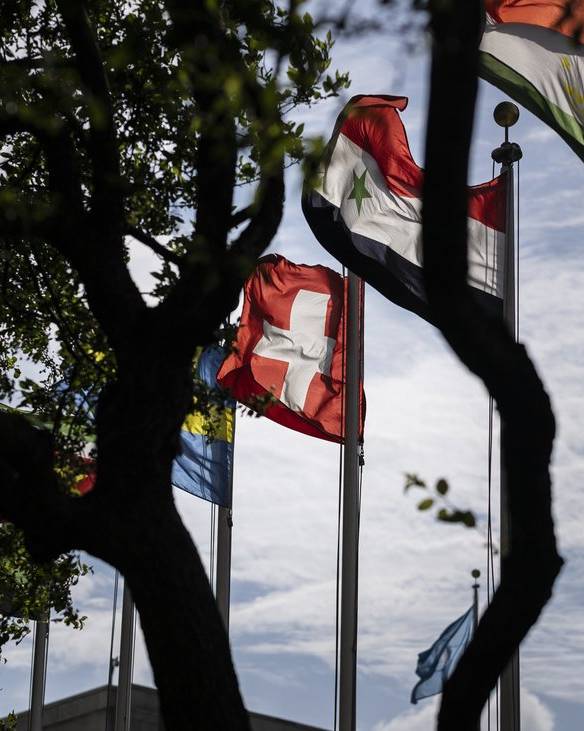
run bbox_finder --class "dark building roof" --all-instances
[9,685,328,731]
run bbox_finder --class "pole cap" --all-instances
[494,101,520,128]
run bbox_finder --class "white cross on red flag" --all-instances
[217,254,364,443]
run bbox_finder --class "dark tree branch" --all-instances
[229,163,285,262]
[0,113,82,233]
[155,153,285,361]
[126,226,183,269]
[55,0,123,227]
[0,56,74,71]
[0,202,58,241]
[230,205,254,229]
[149,2,287,360]
[0,411,80,560]
[422,2,564,728]
[1,111,146,364]
[165,1,237,249]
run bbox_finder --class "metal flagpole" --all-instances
[471,568,480,634]
[215,399,236,631]
[471,569,481,731]
[492,101,523,731]
[29,612,49,731]
[338,271,363,731]
[215,502,233,631]
[114,581,135,731]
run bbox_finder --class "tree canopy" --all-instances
[0,1,348,725]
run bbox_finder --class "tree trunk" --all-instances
[0,356,251,730]
[92,496,250,731]
[83,362,251,730]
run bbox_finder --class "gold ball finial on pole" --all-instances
[491,101,523,164]
[494,101,520,129]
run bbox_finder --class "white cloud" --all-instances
[372,700,438,731]
[373,688,554,731]
[521,688,556,731]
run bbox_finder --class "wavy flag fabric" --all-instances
[302,95,507,326]
[480,0,584,161]
[217,254,364,443]
[411,606,474,704]
[171,345,235,508]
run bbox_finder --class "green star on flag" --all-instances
[348,169,372,214]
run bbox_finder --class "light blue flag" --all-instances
[411,606,474,704]
[171,346,235,507]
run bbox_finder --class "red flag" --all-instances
[74,457,96,495]
[217,255,363,443]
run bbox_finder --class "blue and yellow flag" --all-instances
[171,346,235,507]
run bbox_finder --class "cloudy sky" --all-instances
[2,2,584,730]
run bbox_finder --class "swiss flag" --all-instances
[217,255,364,443]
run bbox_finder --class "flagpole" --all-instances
[471,569,480,634]
[338,271,363,731]
[215,503,233,631]
[114,581,135,731]
[29,612,49,731]
[492,101,523,731]
[471,569,481,731]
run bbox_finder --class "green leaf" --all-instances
[435,478,449,495]
[417,498,434,511]
[404,472,427,492]
[436,509,476,527]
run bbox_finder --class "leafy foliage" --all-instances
[0,0,348,663]
[404,473,477,528]
[0,712,16,730]
[0,522,90,659]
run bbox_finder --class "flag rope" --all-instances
[511,156,522,731]
[486,395,500,731]
[333,264,348,731]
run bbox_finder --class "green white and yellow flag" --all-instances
[480,0,584,160]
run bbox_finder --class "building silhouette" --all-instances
[10,685,327,731]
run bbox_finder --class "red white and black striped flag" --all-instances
[302,95,507,325]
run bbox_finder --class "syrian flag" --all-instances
[480,0,584,161]
[217,254,364,443]
[302,95,507,326]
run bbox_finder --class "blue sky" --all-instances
[2,3,584,729]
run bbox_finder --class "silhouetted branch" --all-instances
[229,162,285,262]
[0,411,81,561]
[56,0,123,226]
[422,1,564,728]
[126,226,183,269]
